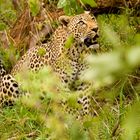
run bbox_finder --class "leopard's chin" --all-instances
[88,43,99,49]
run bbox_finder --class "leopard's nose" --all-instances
[92,27,98,32]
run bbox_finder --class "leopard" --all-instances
[0,12,99,118]
[0,59,6,79]
[0,60,21,106]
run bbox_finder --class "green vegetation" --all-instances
[0,0,140,139]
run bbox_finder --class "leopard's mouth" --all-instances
[84,34,99,49]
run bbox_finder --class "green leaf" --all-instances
[64,34,74,49]
[37,47,46,57]
[81,0,97,7]
[83,120,93,128]
[67,94,81,108]
[0,22,7,30]
[134,34,140,45]
[122,102,140,140]
[57,0,84,15]
[57,0,67,8]
[29,0,40,16]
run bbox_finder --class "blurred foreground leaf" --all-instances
[81,0,97,7]
[122,101,140,140]
[84,46,140,88]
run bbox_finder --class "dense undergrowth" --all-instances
[0,0,140,139]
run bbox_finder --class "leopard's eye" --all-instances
[78,21,85,25]
[77,21,87,28]
[92,17,95,20]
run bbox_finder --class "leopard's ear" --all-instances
[84,11,90,14]
[59,16,70,26]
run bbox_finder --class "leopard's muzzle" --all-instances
[83,30,99,49]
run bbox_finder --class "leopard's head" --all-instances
[59,12,99,49]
